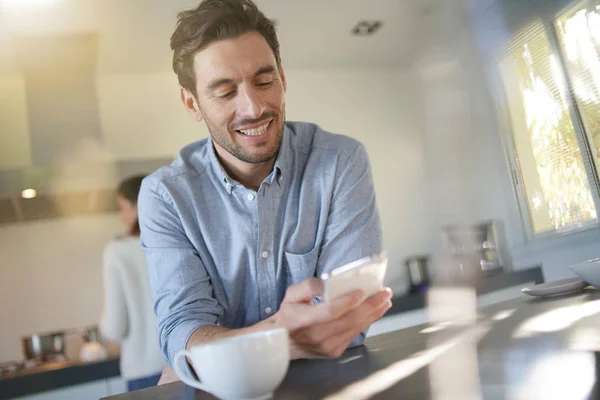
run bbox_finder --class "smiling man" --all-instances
[138,0,392,370]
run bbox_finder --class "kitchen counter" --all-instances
[0,267,542,399]
[388,266,544,315]
[104,287,600,399]
[0,355,120,399]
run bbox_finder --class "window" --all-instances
[498,1,600,236]
[555,4,600,179]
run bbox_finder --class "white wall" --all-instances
[96,73,205,160]
[408,2,512,270]
[411,1,600,282]
[467,2,600,282]
[285,69,429,287]
[0,67,427,363]
[0,72,204,168]
[0,74,31,169]
[0,214,122,362]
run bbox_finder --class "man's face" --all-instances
[188,31,286,164]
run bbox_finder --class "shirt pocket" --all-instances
[283,245,320,287]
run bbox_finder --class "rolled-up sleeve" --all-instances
[317,142,384,347]
[138,178,224,367]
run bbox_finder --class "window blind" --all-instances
[491,0,600,233]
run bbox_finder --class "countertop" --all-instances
[388,266,543,315]
[0,355,120,399]
[0,267,543,399]
[105,284,600,399]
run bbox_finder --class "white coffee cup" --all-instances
[173,328,290,400]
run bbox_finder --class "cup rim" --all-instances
[189,327,288,351]
[571,258,600,268]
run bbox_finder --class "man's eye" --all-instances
[257,81,273,87]
[218,91,236,99]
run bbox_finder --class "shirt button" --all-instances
[247,193,255,201]
[261,251,269,259]
[265,307,272,314]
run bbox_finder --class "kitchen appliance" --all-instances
[79,325,108,362]
[83,325,101,343]
[439,220,512,288]
[405,255,430,293]
[4,326,111,378]
[477,220,512,273]
[0,361,22,377]
[0,356,70,378]
[21,331,68,362]
[442,220,511,275]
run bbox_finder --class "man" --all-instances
[138,0,392,373]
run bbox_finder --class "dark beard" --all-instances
[203,109,286,164]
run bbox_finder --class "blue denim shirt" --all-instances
[138,121,383,366]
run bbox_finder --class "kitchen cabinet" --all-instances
[12,377,126,400]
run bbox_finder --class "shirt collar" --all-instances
[207,138,235,194]
[268,124,292,186]
[207,123,293,193]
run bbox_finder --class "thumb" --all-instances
[283,278,323,303]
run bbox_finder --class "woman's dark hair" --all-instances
[117,174,146,235]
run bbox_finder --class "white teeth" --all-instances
[239,122,269,136]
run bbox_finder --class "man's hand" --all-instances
[183,278,391,361]
[269,278,392,359]
[157,366,179,385]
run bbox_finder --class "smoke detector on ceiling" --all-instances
[351,21,382,36]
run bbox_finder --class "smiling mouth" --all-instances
[236,121,270,137]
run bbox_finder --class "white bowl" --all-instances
[569,258,600,288]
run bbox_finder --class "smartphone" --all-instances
[321,251,388,302]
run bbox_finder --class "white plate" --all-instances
[521,278,587,297]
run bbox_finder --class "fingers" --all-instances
[290,289,393,358]
[280,279,362,331]
[282,282,394,359]
[309,289,366,324]
[363,288,393,309]
[329,288,392,333]
[309,289,392,343]
[157,367,180,385]
[284,288,366,331]
[315,296,392,358]
[359,292,393,328]
[283,278,324,303]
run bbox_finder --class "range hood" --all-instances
[0,33,172,225]
[0,157,171,225]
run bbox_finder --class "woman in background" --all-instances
[100,175,166,391]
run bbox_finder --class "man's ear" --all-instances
[180,87,203,121]
[279,66,287,93]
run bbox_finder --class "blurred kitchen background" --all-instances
[2,0,600,397]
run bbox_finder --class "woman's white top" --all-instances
[100,236,166,379]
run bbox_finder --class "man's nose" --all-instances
[236,87,265,120]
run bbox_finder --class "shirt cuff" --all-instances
[348,330,367,348]
[165,319,215,369]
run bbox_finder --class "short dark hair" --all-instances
[117,174,146,235]
[170,0,280,97]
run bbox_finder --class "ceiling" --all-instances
[0,0,461,220]
[0,0,437,74]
